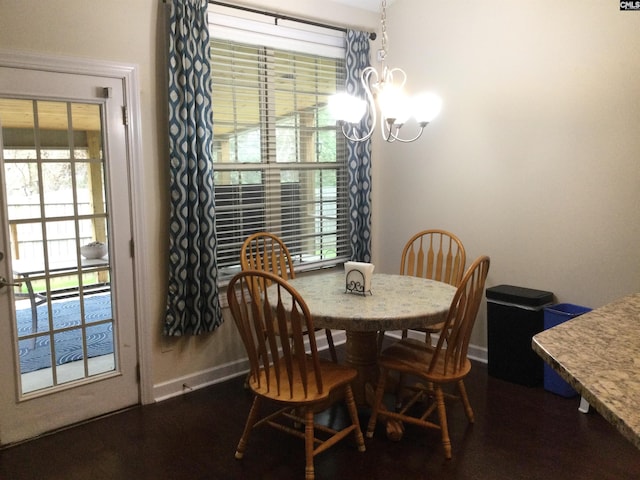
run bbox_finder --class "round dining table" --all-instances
[285,270,457,406]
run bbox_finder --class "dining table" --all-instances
[283,270,457,406]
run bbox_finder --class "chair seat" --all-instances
[249,358,358,403]
[379,338,471,383]
[409,321,444,334]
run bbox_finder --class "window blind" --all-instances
[209,8,350,280]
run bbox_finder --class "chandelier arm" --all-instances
[340,121,372,142]
[339,66,379,143]
[361,67,378,137]
[380,115,394,143]
[384,125,427,143]
[385,67,407,89]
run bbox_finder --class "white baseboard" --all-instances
[386,330,488,364]
[151,330,487,402]
[152,331,347,402]
[153,358,249,402]
[468,344,488,364]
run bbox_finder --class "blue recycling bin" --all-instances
[543,303,592,397]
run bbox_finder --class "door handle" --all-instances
[0,276,21,289]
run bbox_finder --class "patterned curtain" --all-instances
[164,0,223,336]
[345,29,373,262]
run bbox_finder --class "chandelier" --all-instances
[330,0,442,143]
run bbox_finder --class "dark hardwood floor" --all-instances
[2,346,639,480]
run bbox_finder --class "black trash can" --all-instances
[486,285,554,387]
[542,303,592,397]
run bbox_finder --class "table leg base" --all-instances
[345,330,379,406]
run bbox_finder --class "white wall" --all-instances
[371,0,640,347]
[2,0,638,399]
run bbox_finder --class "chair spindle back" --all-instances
[430,255,490,376]
[241,232,295,287]
[400,229,466,287]
[227,270,324,398]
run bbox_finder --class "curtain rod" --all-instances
[209,1,376,40]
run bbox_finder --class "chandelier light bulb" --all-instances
[414,92,443,125]
[378,84,411,125]
[329,92,367,124]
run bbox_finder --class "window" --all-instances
[209,8,349,280]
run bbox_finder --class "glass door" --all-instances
[0,63,139,446]
[4,98,115,394]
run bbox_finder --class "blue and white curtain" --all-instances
[164,0,223,336]
[345,29,373,262]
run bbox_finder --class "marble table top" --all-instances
[532,292,640,450]
[285,271,456,332]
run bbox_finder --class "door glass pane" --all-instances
[3,161,41,221]
[42,162,75,218]
[0,98,115,396]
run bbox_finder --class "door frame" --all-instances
[0,49,153,406]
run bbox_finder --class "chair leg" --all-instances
[235,396,262,460]
[304,408,315,480]
[325,329,338,363]
[457,380,474,423]
[366,368,388,438]
[377,330,385,354]
[426,331,434,346]
[344,384,366,452]
[395,372,406,409]
[434,386,452,459]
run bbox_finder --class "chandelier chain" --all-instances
[380,0,388,61]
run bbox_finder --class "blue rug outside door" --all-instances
[16,294,114,374]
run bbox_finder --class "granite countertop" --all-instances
[285,272,456,332]
[532,292,640,450]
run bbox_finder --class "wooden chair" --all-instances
[241,232,337,363]
[366,255,490,459]
[378,229,466,351]
[227,270,366,480]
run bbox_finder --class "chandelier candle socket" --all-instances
[330,0,442,143]
[344,261,375,296]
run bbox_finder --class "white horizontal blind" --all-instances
[209,6,344,58]
[209,9,350,280]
